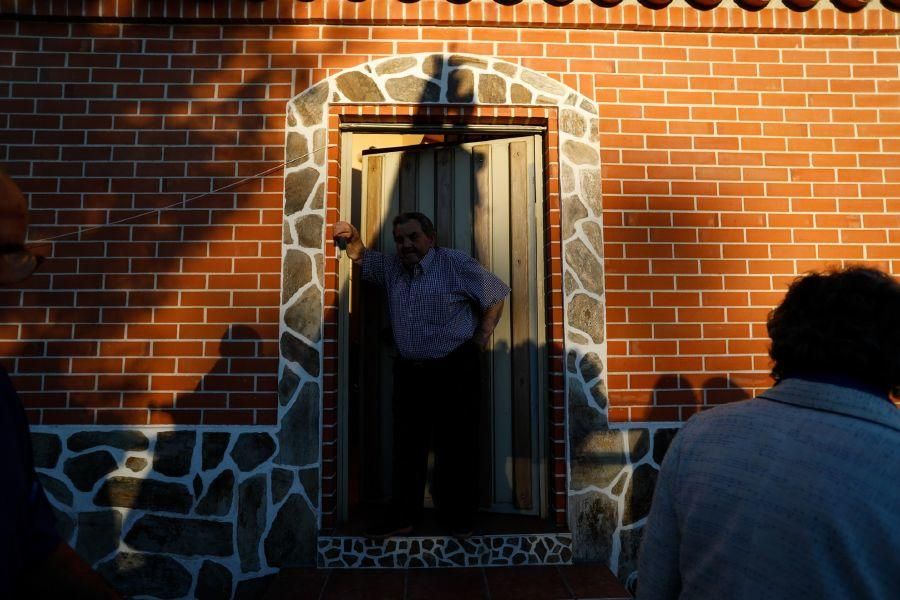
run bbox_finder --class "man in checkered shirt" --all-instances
[334,212,509,539]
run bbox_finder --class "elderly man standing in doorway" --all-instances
[333,212,510,539]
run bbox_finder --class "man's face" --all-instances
[393,220,434,266]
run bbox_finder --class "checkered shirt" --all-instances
[361,246,510,360]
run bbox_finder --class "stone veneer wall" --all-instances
[30,426,316,599]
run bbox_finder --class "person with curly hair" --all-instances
[637,266,900,600]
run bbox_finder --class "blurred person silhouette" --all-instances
[637,266,900,600]
[333,212,509,539]
[1,170,121,599]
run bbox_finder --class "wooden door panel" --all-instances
[358,135,542,516]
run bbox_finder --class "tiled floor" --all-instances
[262,563,631,600]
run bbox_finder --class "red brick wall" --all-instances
[1,4,898,425]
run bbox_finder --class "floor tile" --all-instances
[260,567,329,600]
[320,569,406,600]
[406,567,488,600]
[484,565,573,600]
[557,563,630,599]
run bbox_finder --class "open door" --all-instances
[345,133,546,522]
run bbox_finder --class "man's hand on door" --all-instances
[333,221,366,263]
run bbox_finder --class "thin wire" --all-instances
[24,145,333,250]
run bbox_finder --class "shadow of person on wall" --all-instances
[177,324,270,420]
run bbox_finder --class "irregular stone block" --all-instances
[569,383,618,490]
[280,332,320,377]
[376,56,416,75]
[230,432,276,472]
[313,129,326,166]
[522,70,566,97]
[76,510,121,565]
[563,271,578,297]
[265,493,317,567]
[285,132,309,164]
[447,69,474,103]
[310,181,324,210]
[560,108,587,137]
[202,432,230,471]
[571,491,618,563]
[315,252,324,287]
[494,61,517,77]
[278,367,300,407]
[299,468,319,508]
[560,163,575,194]
[561,194,587,240]
[336,71,384,102]
[282,249,313,303]
[627,429,650,464]
[125,456,147,472]
[282,220,293,244]
[193,474,203,497]
[272,468,294,504]
[294,213,324,248]
[567,293,603,344]
[284,286,322,343]
[196,560,233,600]
[67,430,149,452]
[611,470,628,497]
[582,220,603,256]
[284,167,320,216]
[97,552,192,599]
[385,76,440,103]
[238,474,268,572]
[31,432,62,468]
[562,140,599,166]
[477,74,506,104]
[293,82,328,128]
[152,431,195,478]
[125,514,233,557]
[623,463,659,525]
[579,170,602,215]
[64,450,118,492]
[566,350,578,373]
[197,470,235,517]
[589,381,608,411]
[37,472,73,506]
[653,428,679,466]
[277,382,320,466]
[565,239,602,297]
[589,117,600,142]
[422,54,443,77]
[94,477,193,514]
[449,55,487,69]
[511,83,531,104]
[579,352,603,383]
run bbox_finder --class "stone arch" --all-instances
[278,53,607,543]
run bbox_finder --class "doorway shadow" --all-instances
[340,125,553,534]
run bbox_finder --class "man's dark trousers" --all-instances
[390,340,481,530]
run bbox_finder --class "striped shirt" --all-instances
[361,246,510,360]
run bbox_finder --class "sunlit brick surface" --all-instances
[1,2,898,425]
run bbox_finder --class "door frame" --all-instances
[336,124,549,523]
